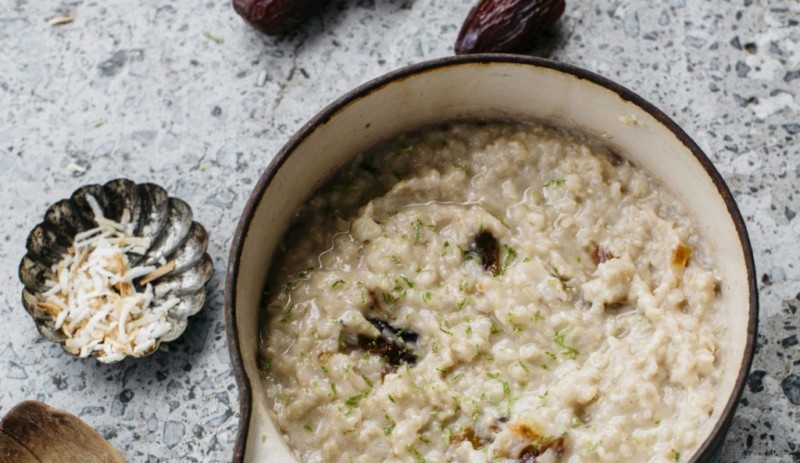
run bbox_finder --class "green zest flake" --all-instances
[331,279,346,289]
[571,419,582,429]
[465,325,473,335]
[413,219,423,243]
[389,255,401,264]
[329,383,338,397]
[499,245,518,275]
[423,291,433,303]
[345,390,370,407]
[540,363,549,370]
[398,276,414,288]
[585,439,603,453]
[382,292,398,305]
[388,210,399,217]
[533,311,544,322]
[261,434,267,442]
[385,421,396,436]
[543,178,566,187]
[203,31,224,43]
[672,450,681,462]
[259,358,271,374]
[654,418,662,425]
[538,390,549,400]
[439,326,453,336]
[487,373,510,397]
[450,373,464,383]
[554,329,580,359]
[388,394,396,404]
[303,424,313,432]
[343,428,356,435]
[523,256,532,263]
[298,266,314,278]
[407,446,427,463]
[517,360,530,373]
[544,351,557,360]
[419,436,432,444]
[431,338,440,354]
[490,323,503,335]
[360,374,374,388]
[279,305,295,324]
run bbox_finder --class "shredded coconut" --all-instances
[37,196,178,363]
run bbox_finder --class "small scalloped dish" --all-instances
[19,178,213,363]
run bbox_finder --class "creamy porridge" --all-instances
[259,122,723,463]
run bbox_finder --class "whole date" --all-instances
[455,0,566,54]
[232,0,328,36]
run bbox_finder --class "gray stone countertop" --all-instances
[0,0,797,461]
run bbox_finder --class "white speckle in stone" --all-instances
[163,420,185,448]
[147,413,159,432]
[6,362,27,379]
[623,11,640,38]
[159,131,180,151]
[256,69,268,87]
[684,35,707,49]
[205,409,233,428]
[752,93,797,119]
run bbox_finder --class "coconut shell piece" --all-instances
[0,401,126,463]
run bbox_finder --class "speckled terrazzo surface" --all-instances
[0,0,797,461]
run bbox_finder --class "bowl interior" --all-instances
[227,56,756,462]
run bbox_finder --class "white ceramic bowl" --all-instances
[225,55,758,462]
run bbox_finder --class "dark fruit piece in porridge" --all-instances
[592,245,615,265]
[466,230,500,275]
[343,317,419,367]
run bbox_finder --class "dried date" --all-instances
[455,0,566,55]
[232,0,328,36]
[465,230,500,275]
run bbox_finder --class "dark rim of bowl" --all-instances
[224,54,758,463]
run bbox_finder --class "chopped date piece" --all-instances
[455,0,566,54]
[232,0,328,36]
[342,316,419,367]
[508,422,566,462]
[465,230,500,275]
[592,245,614,265]
[673,244,692,268]
[518,436,565,462]
[367,317,419,343]
[451,426,488,450]
[355,334,417,367]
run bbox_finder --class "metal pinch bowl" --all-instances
[18,178,213,362]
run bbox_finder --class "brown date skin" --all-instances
[232,0,328,36]
[455,0,566,55]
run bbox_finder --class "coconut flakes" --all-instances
[36,195,178,362]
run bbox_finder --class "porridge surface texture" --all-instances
[263,122,723,463]
[0,0,797,461]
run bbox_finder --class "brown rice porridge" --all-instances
[259,122,723,463]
